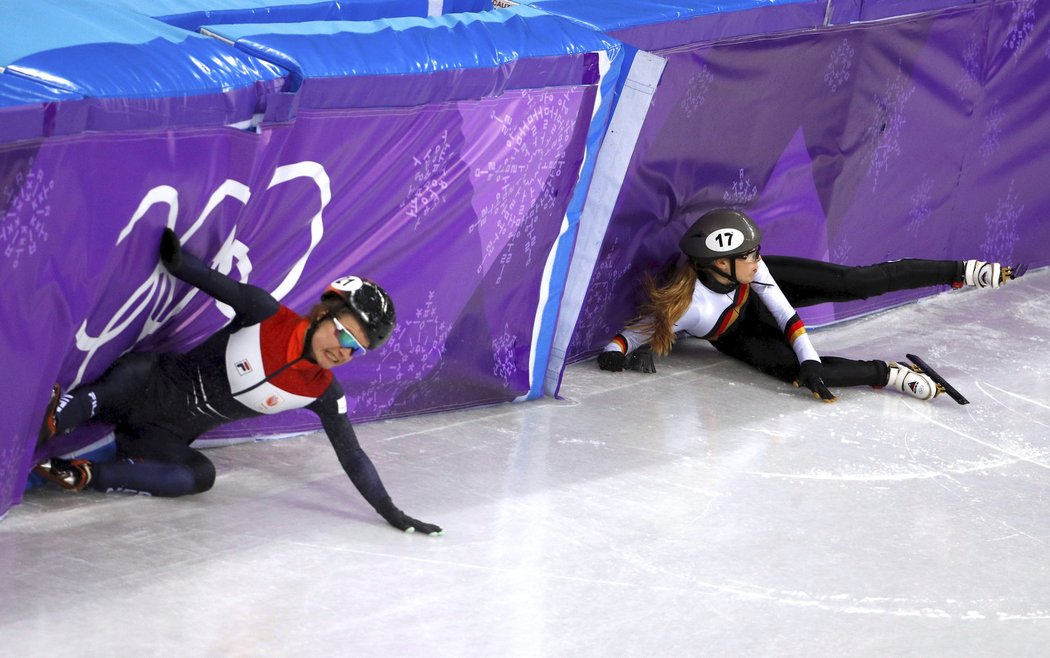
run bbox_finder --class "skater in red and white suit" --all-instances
[598,208,1023,402]
[34,229,440,535]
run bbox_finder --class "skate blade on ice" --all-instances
[905,353,969,405]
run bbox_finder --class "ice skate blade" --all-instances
[905,353,969,405]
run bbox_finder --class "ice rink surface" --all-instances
[3,269,1049,657]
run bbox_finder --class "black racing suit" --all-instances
[711,256,963,386]
[605,256,963,387]
[55,248,406,524]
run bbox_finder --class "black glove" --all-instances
[625,345,656,373]
[159,228,182,271]
[597,351,626,372]
[384,508,443,536]
[794,360,837,402]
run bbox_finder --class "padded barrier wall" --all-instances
[0,0,626,515]
[534,0,1050,394]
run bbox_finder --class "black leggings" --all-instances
[92,436,216,497]
[765,256,961,306]
[56,353,216,497]
[712,256,960,386]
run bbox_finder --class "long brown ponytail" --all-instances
[628,261,697,356]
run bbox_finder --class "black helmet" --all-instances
[322,276,397,350]
[678,208,762,263]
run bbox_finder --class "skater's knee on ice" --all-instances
[192,459,216,494]
[153,461,214,497]
[172,453,216,495]
[147,456,216,496]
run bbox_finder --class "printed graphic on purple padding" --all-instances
[3,82,600,481]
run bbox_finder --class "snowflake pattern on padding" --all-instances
[863,64,915,192]
[492,325,517,388]
[824,39,855,93]
[978,102,1005,163]
[2,158,55,270]
[351,290,454,415]
[1004,0,1037,61]
[680,63,714,118]
[955,35,983,101]
[979,181,1023,261]
[907,174,934,235]
[723,169,759,207]
[472,90,576,285]
[400,130,455,230]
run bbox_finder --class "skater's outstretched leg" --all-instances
[816,357,888,388]
[766,256,1024,307]
[765,257,961,306]
[803,357,939,401]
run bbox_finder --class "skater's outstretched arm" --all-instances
[311,388,442,535]
[159,229,279,324]
[598,325,657,372]
[750,261,836,402]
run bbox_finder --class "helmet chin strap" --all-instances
[706,258,742,285]
[302,313,332,364]
[692,261,738,293]
[727,258,740,284]
[697,257,770,289]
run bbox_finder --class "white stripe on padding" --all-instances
[544,51,667,396]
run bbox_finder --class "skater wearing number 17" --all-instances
[32,229,441,536]
[598,208,1026,402]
